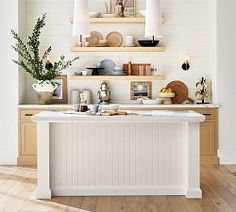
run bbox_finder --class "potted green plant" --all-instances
[11,13,79,104]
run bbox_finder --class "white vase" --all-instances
[32,81,58,104]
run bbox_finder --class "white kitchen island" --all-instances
[32,110,205,199]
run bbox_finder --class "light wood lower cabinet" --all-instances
[18,109,42,166]
[18,107,219,166]
[194,108,218,165]
[200,122,215,155]
[20,123,37,155]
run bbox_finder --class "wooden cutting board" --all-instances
[101,110,128,116]
[166,81,194,104]
[123,63,151,75]
[64,110,128,116]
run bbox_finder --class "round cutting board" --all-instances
[87,31,103,47]
[166,80,194,104]
[106,31,123,47]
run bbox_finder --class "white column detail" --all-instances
[35,122,51,199]
[185,122,202,198]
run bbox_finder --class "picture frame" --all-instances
[51,75,68,104]
[111,0,136,17]
[130,81,152,100]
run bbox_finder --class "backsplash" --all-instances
[24,0,212,104]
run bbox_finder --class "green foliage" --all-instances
[11,13,79,82]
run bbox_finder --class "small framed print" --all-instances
[111,0,136,17]
[51,75,68,104]
[130,81,152,100]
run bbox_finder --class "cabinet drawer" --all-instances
[20,110,42,121]
[194,109,216,121]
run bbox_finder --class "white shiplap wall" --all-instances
[24,0,212,104]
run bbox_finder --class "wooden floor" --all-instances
[0,166,236,212]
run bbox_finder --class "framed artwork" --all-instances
[130,81,152,100]
[51,75,68,104]
[111,0,136,17]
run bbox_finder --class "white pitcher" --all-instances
[32,81,58,93]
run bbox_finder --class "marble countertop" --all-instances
[32,110,205,123]
[18,104,72,110]
[19,103,219,110]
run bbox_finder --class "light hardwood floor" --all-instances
[0,166,236,212]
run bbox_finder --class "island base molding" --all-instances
[34,112,204,199]
[35,189,51,199]
[50,187,201,198]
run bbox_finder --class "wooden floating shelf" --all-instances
[90,17,145,23]
[69,17,144,24]
[70,75,165,81]
[70,47,165,52]
[69,17,165,24]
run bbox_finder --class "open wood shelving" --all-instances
[69,17,145,24]
[70,46,165,52]
[70,17,165,24]
[70,75,165,81]
[90,17,145,23]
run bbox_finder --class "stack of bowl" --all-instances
[110,66,126,76]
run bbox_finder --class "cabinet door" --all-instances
[200,122,215,155]
[20,123,37,155]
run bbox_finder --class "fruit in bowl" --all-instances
[159,87,174,93]
[159,88,175,104]
[159,88,175,96]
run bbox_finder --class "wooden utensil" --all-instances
[166,81,194,104]
[64,110,128,116]
[106,31,123,47]
[87,31,103,47]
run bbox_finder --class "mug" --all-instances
[89,104,100,114]
[72,104,80,111]
[81,70,88,76]
[124,36,134,47]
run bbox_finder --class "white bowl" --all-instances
[89,12,100,18]
[139,10,146,17]
[143,99,161,105]
[114,66,123,72]
[101,13,116,18]
[81,70,88,76]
